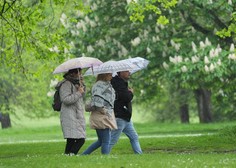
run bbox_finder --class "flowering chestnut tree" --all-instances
[58,0,236,122]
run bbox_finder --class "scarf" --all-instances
[63,74,81,85]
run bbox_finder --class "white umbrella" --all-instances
[53,57,103,74]
[118,57,150,74]
[84,60,135,76]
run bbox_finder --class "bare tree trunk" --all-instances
[0,113,11,129]
[179,89,189,123]
[194,88,212,123]
[180,104,189,123]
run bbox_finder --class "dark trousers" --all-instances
[65,138,85,155]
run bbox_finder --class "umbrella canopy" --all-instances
[118,57,150,74]
[53,57,103,74]
[84,60,135,76]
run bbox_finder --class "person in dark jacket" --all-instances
[109,70,142,154]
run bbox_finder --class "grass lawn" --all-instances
[0,117,236,168]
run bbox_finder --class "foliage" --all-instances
[127,0,177,24]
[1,0,236,122]
[46,0,236,122]
[216,2,236,40]
[0,0,85,72]
[0,0,87,117]
[128,0,236,121]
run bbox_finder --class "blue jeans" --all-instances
[82,128,111,155]
[109,118,142,154]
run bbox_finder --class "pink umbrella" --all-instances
[53,57,103,74]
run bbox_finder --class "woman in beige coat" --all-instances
[56,68,86,155]
[82,73,117,155]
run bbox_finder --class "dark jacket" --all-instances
[111,75,133,122]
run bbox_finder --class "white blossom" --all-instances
[69,41,75,48]
[60,13,68,27]
[155,26,160,33]
[91,3,98,11]
[192,42,197,53]
[97,39,105,47]
[118,51,122,57]
[76,20,87,32]
[217,59,222,66]
[49,46,60,53]
[200,41,205,48]
[71,30,79,36]
[155,36,160,41]
[126,0,132,4]
[169,56,175,63]
[85,16,90,23]
[169,55,183,64]
[131,37,141,46]
[191,27,196,33]
[213,28,218,34]
[228,53,236,60]
[170,40,175,47]
[230,43,234,52]
[89,20,97,27]
[61,13,67,20]
[204,56,210,64]
[162,51,166,57]
[208,0,213,4]
[77,10,84,17]
[87,45,94,53]
[143,30,149,38]
[205,37,211,46]
[209,63,215,72]
[109,48,114,55]
[172,28,177,35]
[94,16,99,22]
[50,79,58,88]
[228,0,232,5]
[218,89,225,96]
[163,62,169,69]
[204,65,210,72]
[171,19,175,24]
[191,55,199,63]
[181,66,187,72]
[159,24,165,30]
[174,43,181,51]
[176,56,183,63]
[184,58,189,62]
[209,48,219,58]
[121,46,128,56]
[64,48,69,54]
[148,14,153,20]
[47,91,55,97]
[152,37,156,43]
[147,47,152,53]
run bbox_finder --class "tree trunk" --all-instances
[179,89,189,123]
[0,113,11,129]
[194,88,212,123]
[180,104,189,123]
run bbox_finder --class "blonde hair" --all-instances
[96,73,111,82]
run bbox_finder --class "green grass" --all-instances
[0,118,236,168]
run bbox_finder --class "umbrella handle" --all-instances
[92,66,94,75]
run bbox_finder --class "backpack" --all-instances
[52,81,73,112]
